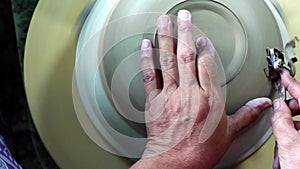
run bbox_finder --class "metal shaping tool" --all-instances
[265,47,297,100]
[266,48,286,100]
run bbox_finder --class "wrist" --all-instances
[130,153,211,169]
[130,157,161,169]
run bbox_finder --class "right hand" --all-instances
[271,69,300,169]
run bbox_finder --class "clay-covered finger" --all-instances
[140,39,161,99]
[157,15,178,91]
[196,37,219,91]
[176,10,197,87]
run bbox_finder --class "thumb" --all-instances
[271,99,297,143]
[228,97,272,138]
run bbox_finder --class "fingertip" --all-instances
[196,37,207,49]
[141,39,153,60]
[281,69,293,82]
[273,99,282,111]
[228,97,272,137]
[287,99,300,116]
[281,69,298,89]
[273,99,291,112]
[140,39,161,94]
[178,9,191,21]
[246,97,272,110]
[281,76,300,99]
[196,36,216,56]
[288,98,298,108]
[157,15,171,27]
[271,99,294,134]
[271,102,297,146]
[141,39,152,51]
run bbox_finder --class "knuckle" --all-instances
[244,105,258,122]
[237,105,259,125]
[178,50,195,63]
[158,33,172,40]
[160,53,176,70]
[162,83,177,95]
[142,69,155,84]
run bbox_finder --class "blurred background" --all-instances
[0,0,58,168]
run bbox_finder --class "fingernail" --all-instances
[196,37,207,49]
[262,101,272,110]
[246,98,272,110]
[157,15,170,27]
[141,39,151,50]
[196,37,216,56]
[261,98,272,109]
[273,100,281,111]
[178,10,191,21]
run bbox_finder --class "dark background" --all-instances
[0,0,58,168]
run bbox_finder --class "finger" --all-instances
[281,69,300,99]
[157,15,178,91]
[294,121,300,130]
[228,98,272,138]
[273,142,281,169]
[140,39,161,99]
[271,99,298,143]
[176,10,197,87]
[286,99,300,116]
[196,37,219,91]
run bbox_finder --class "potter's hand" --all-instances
[131,10,271,169]
[272,69,300,169]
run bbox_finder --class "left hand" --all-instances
[131,10,272,169]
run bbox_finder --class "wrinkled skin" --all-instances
[272,69,300,169]
[130,10,271,169]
